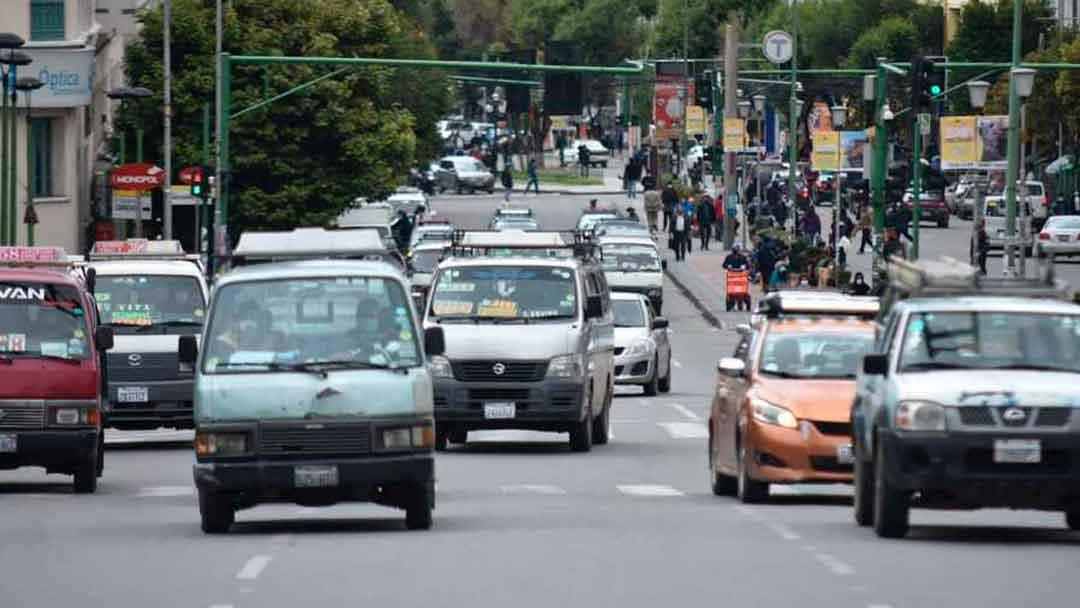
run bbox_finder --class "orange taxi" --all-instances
[708,292,878,502]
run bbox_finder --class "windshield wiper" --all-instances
[135,320,203,333]
[989,363,1080,374]
[614,323,643,328]
[433,314,529,324]
[759,369,811,379]
[901,361,972,372]
[292,360,404,377]
[33,353,82,365]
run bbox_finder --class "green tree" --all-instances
[510,0,573,50]
[552,0,644,66]
[846,17,920,69]
[119,0,451,235]
[947,0,1054,64]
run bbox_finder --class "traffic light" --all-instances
[697,70,714,108]
[190,167,205,198]
[910,56,942,111]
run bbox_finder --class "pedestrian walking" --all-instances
[644,187,661,234]
[670,206,690,261]
[883,226,907,261]
[975,218,989,275]
[624,157,643,199]
[578,144,591,177]
[696,196,716,251]
[858,207,872,254]
[501,165,514,203]
[849,272,871,296]
[682,198,695,254]
[837,228,851,268]
[525,158,540,194]
[756,237,776,291]
[661,182,678,231]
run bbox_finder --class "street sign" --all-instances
[109,163,165,191]
[178,165,203,185]
[762,31,794,65]
[918,112,931,136]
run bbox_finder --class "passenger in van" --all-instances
[212,304,284,357]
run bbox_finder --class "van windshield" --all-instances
[96,275,205,333]
[0,283,91,360]
[602,244,661,272]
[429,266,578,322]
[202,276,421,374]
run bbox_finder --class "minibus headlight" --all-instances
[195,431,249,456]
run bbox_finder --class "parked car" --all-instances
[611,292,671,396]
[1036,215,1080,258]
[435,156,496,194]
[562,139,611,168]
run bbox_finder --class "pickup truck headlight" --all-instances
[376,421,434,451]
[429,355,453,379]
[627,338,654,357]
[547,354,585,378]
[194,431,249,456]
[895,400,946,431]
[750,398,798,429]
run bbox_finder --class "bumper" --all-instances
[433,379,586,431]
[1037,241,1080,256]
[193,453,434,504]
[877,430,1080,508]
[459,176,495,189]
[0,429,98,472]
[916,208,949,222]
[615,352,654,385]
[745,419,853,484]
[106,380,194,428]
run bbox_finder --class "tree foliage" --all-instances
[119,0,451,235]
[947,0,1054,64]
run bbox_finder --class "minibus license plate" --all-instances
[118,387,149,403]
[0,433,15,453]
[836,443,854,465]
[484,403,516,419]
[993,439,1041,464]
[294,465,339,488]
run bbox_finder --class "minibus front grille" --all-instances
[258,423,372,455]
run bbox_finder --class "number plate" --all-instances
[993,439,1041,464]
[0,433,15,453]
[484,402,516,420]
[836,443,854,465]
[1058,235,1071,242]
[117,386,149,403]
[294,465,339,488]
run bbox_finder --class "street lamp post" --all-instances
[1,43,32,246]
[107,86,154,238]
[788,0,800,237]
[15,77,43,246]
[967,79,991,268]
[1012,67,1035,278]
[831,104,848,270]
[1002,0,1024,277]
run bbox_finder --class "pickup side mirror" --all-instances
[179,335,199,365]
[94,326,114,352]
[717,357,746,378]
[424,326,446,357]
[863,353,888,376]
[585,295,604,319]
[651,317,669,330]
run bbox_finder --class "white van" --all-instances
[597,235,665,314]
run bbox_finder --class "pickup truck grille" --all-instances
[0,401,45,430]
[451,360,547,382]
[956,406,1072,428]
[108,352,180,382]
[258,423,371,455]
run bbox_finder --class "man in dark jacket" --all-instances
[624,157,643,199]
[578,144,591,177]
[696,196,716,251]
[661,182,678,231]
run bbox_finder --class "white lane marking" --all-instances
[734,505,763,520]
[671,358,683,368]
[499,484,567,496]
[813,552,855,576]
[666,402,701,421]
[867,604,893,608]
[658,422,709,439]
[765,522,801,541]
[617,484,685,497]
[767,485,805,496]
[236,555,273,581]
[209,604,234,608]
[136,485,194,498]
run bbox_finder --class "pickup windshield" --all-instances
[900,311,1080,373]
[0,283,91,360]
[759,330,874,379]
[96,275,205,333]
[429,266,578,321]
[202,276,421,374]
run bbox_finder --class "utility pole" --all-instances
[1003,0,1023,276]
[213,0,223,269]
[163,0,173,240]
[788,0,800,235]
[723,17,739,249]
[681,0,690,179]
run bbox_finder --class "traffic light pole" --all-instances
[1002,0,1023,277]
[911,113,922,260]
[788,1,799,237]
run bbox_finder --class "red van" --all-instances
[0,247,114,493]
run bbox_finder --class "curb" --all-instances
[663,265,725,330]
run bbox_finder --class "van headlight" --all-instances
[547,354,585,378]
[195,431,249,457]
[376,421,434,451]
[895,401,946,431]
[750,398,798,429]
[627,338,654,357]
[429,355,453,379]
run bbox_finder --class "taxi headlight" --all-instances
[895,400,946,431]
[547,354,585,378]
[194,431,248,457]
[429,355,453,379]
[750,398,799,429]
[627,338,654,357]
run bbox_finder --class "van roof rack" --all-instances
[755,289,880,320]
[886,257,1070,301]
[231,227,398,265]
[448,229,600,261]
[88,239,188,261]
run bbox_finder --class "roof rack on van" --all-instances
[755,289,880,320]
[231,227,399,266]
[885,257,1070,302]
[448,229,600,261]
[88,239,188,261]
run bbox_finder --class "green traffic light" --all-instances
[929,84,942,96]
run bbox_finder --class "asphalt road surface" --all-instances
[1,191,1076,608]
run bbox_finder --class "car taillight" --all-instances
[1043,195,1050,207]
[1039,232,1050,240]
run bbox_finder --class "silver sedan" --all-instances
[611,292,672,396]
[1037,215,1080,258]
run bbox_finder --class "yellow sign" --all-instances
[686,105,707,135]
[723,118,746,152]
[940,116,978,168]
[811,130,841,171]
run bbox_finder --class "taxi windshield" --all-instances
[759,329,873,379]
[410,250,444,274]
[429,266,577,322]
[613,299,646,327]
[96,275,205,332]
[900,311,1080,373]
[0,283,91,360]
[602,244,661,272]
[202,276,421,375]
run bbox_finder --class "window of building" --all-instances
[31,118,54,198]
[30,0,66,42]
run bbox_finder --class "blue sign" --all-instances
[24,48,94,108]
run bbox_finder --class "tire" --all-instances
[96,431,105,478]
[643,357,659,396]
[592,388,611,445]
[72,450,98,494]
[405,482,434,530]
[486,188,494,194]
[569,399,593,453]
[434,428,449,452]
[736,442,769,503]
[710,437,737,496]
[658,357,672,394]
[602,162,609,168]
[873,440,910,538]
[853,444,874,527]
[938,218,948,228]
[1067,503,1080,531]
[198,489,234,534]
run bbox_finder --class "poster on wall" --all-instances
[840,131,869,170]
[940,115,1009,170]
[722,118,746,152]
[811,130,841,171]
[653,82,685,141]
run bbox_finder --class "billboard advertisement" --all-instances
[940,115,1009,170]
[723,118,746,152]
[811,130,841,171]
[840,131,869,169]
[686,105,707,136]
[653,82,685,141]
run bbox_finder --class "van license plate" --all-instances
[993,439,1041,464]
[294,465,339,488]
[484,402,516,419]
[0,433,15,453]
[117,387,149,403]
[836,443,854,465]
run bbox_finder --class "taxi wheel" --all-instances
[1066,503,1080,531]
[570,400,593,453]
[658,357,672,394]
[73,451,98,494]
[736,443,768,504]
[853,449,874,527]
[873,442,910,539]
[643,358,659,396]
[405,483,434,530]
[198,490,234,534]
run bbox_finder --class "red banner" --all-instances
[110,163,165,191]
